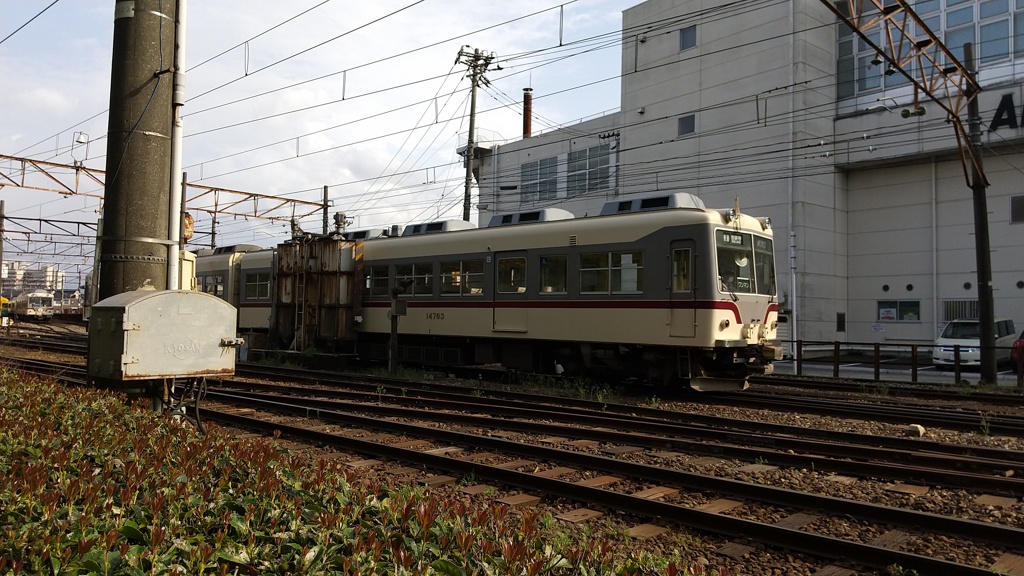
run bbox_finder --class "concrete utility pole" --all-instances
[98,0,176,300]
[456,47,497,222]
[0,200,5,303]
[964,43,996,384]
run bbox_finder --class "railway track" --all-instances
[221,370,1024,489]
[199,387,1023,575]
[6,356,1024,574]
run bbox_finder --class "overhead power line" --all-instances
[0,0,60,46]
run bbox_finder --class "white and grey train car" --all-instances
[195,244,274,334]
[12,290,55,321]
[356,193,782,390]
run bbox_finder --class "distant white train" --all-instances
[12,290,55,321]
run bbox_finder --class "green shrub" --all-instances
[0,370,709,575]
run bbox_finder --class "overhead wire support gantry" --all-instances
[819,0,998,383]
[0,153,325,223]
[820,0,984,186]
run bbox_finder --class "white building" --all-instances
[466,0,1024,346]
[1,261,26,291]
[21,266,65,292]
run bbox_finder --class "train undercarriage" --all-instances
[357,333,777,391]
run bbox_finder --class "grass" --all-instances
[0,366,717,575]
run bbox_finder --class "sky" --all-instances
[0,0,638,279]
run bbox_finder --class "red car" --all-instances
[1013,330,1024,373]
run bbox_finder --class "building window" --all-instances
[244,272,271,300]
[679,25,696,51]
[835,0,1022,100]
[567,144,611,196]
[943,299,978,322]
[1011,194,1024,223]
[678,114,696,137]
[877,300,920,322]
[440,260,483,296]
[395,263,433,296]
[539,255,567,293]
[521,157,558,203]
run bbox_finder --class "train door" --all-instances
[492,251,528,332]
[668,241,696,338]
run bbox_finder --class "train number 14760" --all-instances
[426,312,445,320]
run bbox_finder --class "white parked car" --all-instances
[931,318,1017,368]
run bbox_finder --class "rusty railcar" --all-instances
[272,239,358,352]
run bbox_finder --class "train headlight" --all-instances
[719,319,730,330]
[760,217,772,230]
[771,320,778,330]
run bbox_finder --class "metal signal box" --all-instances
[88,289,242,380]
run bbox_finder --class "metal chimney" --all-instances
[523,88,533,138]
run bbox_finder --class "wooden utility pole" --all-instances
[456,47,497,222]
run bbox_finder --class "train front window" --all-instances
[29,296,53,308]
[716,230,775,296]
[752,235,776,296]
[716,230,755,294]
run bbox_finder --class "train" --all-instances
[11,290,55,321]
[193,192,783,390]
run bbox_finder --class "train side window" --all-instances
[579,253,610,294]
[395,264,432,296]
[440,262,462,296]
[414,263,434,296]
[463,260,484,295]
[204,275,224,297]
[672,249,691,292]
[611,251,643,294]
[539,255,567,294]
[395,265,414,297]
[442,260,485,296]
[363,266,389,298]
[244,272,271,300]
[497,257,527,294]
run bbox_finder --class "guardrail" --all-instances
[778,339,1024,388]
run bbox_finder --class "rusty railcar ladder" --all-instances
[294,266,305,351]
